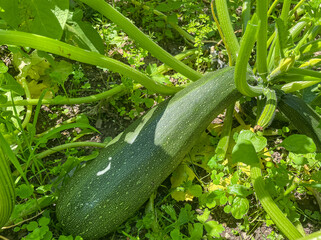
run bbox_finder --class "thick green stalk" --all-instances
[35,142,106,160]
[280,0,292,24]
[256,0,268,80]
[215,0,240,62]
[234,15,263,97]
[250,163,304,240]
[0,30,180,95]
[78,0,202,81]
[256,89,277,129]
[287,67,321,78]
[241,0,251,32]
[155,48,198,75]
[298,231,321,240]
[0,142,15,229]
[211,0,233,65]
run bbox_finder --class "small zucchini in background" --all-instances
[56,67,244,239]
[278,92,321,152]
[0,139,15,228]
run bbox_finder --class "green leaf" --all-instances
[38,217,50,227]
[227,184,253,197]
[0,0,69,39]
[204,220,224,238]
[0,0,19,28]
[230,197,249,219]
[155,1,181,12]
[170,228,182,240]
[281,134,316,154]
[26,221,38,231]
[162,205,177,221]
[237,130,267,152]
[50,60,73,86]
[224,205,232,213]
[197,208,210,224]
[177,204,194,226]
[64,9,104,54]
[16,184,34,199]
[0,61,8,73]
[0,73,24,95]
[289,152,308,166]
[190,223,203,240]
[232,139,259,165]
[188,185,203,198]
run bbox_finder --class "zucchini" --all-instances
[278,92,321,152]
[0,135,15,228]
[56,67,242,239]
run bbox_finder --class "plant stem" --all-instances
[235,15,263,97]
[288,67,321,78]
[78,0,202,81]
[267,0,280,16]
[35,142,106,159]
[256,0,268,81]
[0,30,180,95]
[215,0,240,62]
[241,0,251,32]
[155,48,198,75]
[20,78,33,129]
[211,0,233,65]
[250,163,304,240]
[280,0,292,24]
[0,84,136,107]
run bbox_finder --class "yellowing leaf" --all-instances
[170,164,196,201]
[27,80,56,99]
[208,183,225,192]
[238,162,251,176]
[171,164,195,188]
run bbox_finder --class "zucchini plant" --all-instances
[0,134,15,229]
[0,0,320,239]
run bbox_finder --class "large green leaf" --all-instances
[64,9,104,54]
[0,0,69,39]
[281,134,316,154]
[232,139,260,166]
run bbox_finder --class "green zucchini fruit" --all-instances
[0,136,15,228]
[278,92,321,152]
[56,67,242,239]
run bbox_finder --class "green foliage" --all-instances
[0,0,69,39]
[0,0,320,239]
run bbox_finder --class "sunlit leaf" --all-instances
[281,134,316,154]
[237,130,267,152]
[230,197,249,219]
[204,220,224,238]
[227,184,253,197]
[171,164,196,201]
[197,208,210,223]
[0,0,69,39]
[232,139,259,165]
